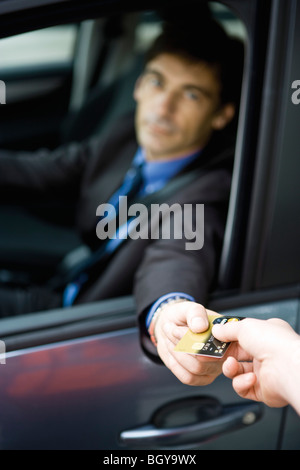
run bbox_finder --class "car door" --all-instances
[0,0,299,451]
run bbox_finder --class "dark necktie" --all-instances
[62,160,144,306]
[105,161,144,218]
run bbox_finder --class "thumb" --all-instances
[212,321,241,343]
[186,304,218,333]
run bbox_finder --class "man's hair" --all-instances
[144,19,244,107]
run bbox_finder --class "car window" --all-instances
[0,1,249,322]
[0,24,77,70]
[210,2,247,39]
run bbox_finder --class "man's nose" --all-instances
[155,90,177,116]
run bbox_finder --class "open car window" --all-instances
[0,1,248,337]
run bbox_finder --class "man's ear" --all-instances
[212,103,236,130]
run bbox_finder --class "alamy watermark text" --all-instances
[96,197,204,251]
[291,80,300,105]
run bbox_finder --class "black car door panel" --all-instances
[0,291,297,449]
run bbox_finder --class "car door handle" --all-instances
[119,399,264,448]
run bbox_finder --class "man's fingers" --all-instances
[163,322,188,343]
[166,353,222,386]
[157,331,223,386]
[222,357,257,401]
[156,337,206,386]
[222,356,253,379]
[232,372,257,400]
[158,302,211,339]
[222,356,240,378]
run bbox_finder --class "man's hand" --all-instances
[154,301,223,386]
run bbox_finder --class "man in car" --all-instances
[0,16,243,385]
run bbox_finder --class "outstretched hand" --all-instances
[154,301,224,386]
[213,317,300,410]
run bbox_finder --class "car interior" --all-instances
[0,0,268,351]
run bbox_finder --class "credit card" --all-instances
[174,314,244,358]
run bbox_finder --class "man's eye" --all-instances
[185,90,200,101]
[149,77,162,87]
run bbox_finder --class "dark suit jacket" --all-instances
[0,113,234,338]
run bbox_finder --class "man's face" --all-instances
[134,53,234,161]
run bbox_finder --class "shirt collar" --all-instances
[133,147,201,194]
